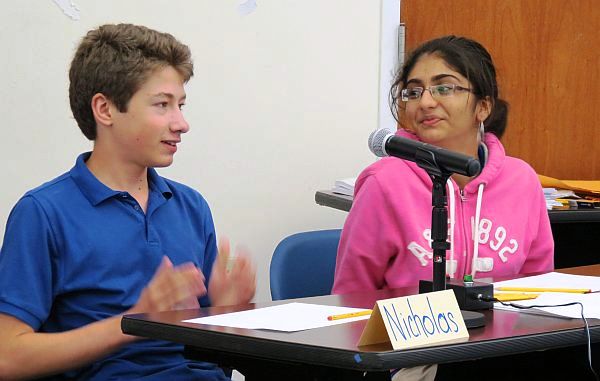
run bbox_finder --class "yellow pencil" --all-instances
[327,309,372,321]
[496,286,590,294]
[494,292,540,302]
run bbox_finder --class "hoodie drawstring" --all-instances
[447,179,456,279]
[447,180,486,279]
[470,183,485,278]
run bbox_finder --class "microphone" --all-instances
[368,129,481,177]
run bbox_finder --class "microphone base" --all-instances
[419,279,494,311]
[461,310,486,329]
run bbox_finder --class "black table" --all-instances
[122,265,600,381]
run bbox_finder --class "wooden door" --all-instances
[400,0,599,179]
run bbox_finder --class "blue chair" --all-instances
[270,229,341,301]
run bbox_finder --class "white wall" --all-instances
[0,0,399,301]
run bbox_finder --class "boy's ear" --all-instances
[91,93,113,127]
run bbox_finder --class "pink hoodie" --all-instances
[333,130,554,294]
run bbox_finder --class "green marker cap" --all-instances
[463,274,473,283]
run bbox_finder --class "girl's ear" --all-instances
[476,96,492,123]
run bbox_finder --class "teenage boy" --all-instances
[0,23,255,380]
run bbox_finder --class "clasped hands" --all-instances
[131,238,256,314]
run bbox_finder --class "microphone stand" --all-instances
[414,148,450,291]
[414,148,486,328]
[430,173,451,291]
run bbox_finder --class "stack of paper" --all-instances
[493,272,600,319]
[543,188,579,210]
[332,177,356,196]
[538,175,600,209]
[538,175,600,197]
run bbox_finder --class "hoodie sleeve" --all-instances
[332,171,399,294]
[520,182,554,274]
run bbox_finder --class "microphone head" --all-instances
[466,160,482,177]
[368,129,395,157]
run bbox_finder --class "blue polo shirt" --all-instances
[0,153,228,380]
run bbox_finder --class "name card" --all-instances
[358,289,469,350]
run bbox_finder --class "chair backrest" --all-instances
[269,229,341,301]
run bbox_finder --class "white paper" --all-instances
[237,0,257,16]
[495,292,600,319]
[519,293,600,319]
[332,177,356,196]
[52,0,80,20]
[183,302,371,332]
[494,272,600,292]
[493,272,600,319]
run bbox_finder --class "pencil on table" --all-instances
[327,309,372,321]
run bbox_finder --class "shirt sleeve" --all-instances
[332,173,399,294]
[0,196,58,330]
[520,184,554,274]
[197,198,218,308]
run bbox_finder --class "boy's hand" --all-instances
[129,256,207,314]
[208,238,256,306]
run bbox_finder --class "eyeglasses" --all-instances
[400,83,473,102]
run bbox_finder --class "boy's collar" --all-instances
[71,152,172,205]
